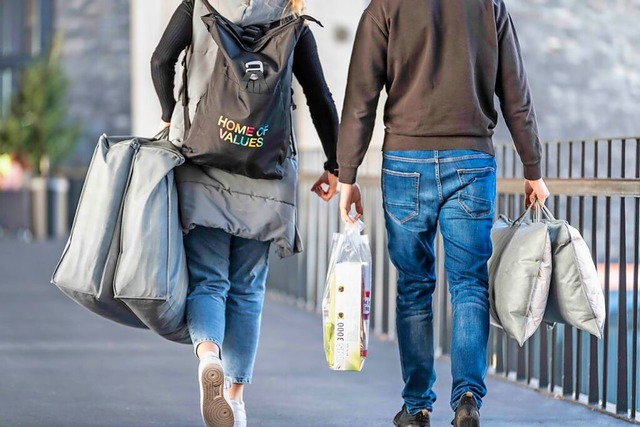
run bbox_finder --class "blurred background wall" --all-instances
[1,0,640,235]
[3,0,640,166]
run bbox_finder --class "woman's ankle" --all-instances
[195,341,221,359]
[228,383,244,402]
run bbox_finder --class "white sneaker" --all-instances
[230,400,247,427]
[198,356,234,427]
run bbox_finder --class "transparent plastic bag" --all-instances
[322,221,372,371]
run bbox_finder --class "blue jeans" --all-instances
[184,226,270,384]
[382,150,496,414]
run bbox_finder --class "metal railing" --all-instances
[266,137,640,423]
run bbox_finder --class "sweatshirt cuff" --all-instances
[338,167,358,184]
[523,162,542,181]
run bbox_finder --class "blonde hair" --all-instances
[289,0,305,14]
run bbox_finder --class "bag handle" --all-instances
[539,203,556,221]
[152,127,170,141]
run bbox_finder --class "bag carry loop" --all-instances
[153,127,170,141]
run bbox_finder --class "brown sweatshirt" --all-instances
[337,0,542,184]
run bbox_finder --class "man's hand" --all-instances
[339,183,363,224]
[311,171,339,201]
[525,178,550,208]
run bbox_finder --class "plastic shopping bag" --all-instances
[322,221,372,371]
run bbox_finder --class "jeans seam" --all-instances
[456,166,496,175]
[382,153,493,163]
[439,153,494,162]
[436,163,443,203]
[383,153,437,163]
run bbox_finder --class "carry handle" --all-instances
[539,203,556,221]
[152,127,170,141]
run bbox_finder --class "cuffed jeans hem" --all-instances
[450,389,482,411]
[192,338,223,358]
[227,377,252,385]
[406,403,434,415]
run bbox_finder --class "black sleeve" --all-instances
[292,27,340,174]
[151,0,194,123]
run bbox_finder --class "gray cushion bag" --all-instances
[540,205,605,338]
[51,129,190,343]
[488,203,553,346]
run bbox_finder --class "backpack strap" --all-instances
[181,45,191,139]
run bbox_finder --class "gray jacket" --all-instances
[169,0,302,258]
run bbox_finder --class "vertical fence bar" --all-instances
[539,140,551,391]
[589,140,600,405]
[575,140,586,400]
[518,126,527,384]
[493,142,505,374]
[563,141,575,397]
[374,189,386,337]
[551,141,561,393]
[632,138,640,419]
[631,138,640,419]
[539,326,549,389]
[517,342,526,381]
[315,197,329,313]
[616,140,629,415]
[387,263,398,341]
[602,140,613,409]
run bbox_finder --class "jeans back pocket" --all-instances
[382,169,420,224]
[457,166,495,218]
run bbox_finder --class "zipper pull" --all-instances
[130,139,141,151]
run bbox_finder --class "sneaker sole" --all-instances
[200,362,234,427]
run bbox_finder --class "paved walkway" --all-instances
[0,240,632,426]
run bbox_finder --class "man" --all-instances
[336,0,550,426]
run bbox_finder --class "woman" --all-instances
[151,0,341,426]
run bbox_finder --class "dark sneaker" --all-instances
[393,405,431,427]
[451,392,480,427]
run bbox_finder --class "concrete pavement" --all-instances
[0,240,632,426]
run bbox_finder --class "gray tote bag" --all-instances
[51,131,190,344]
[488,204,552,346]
[540,205,605,338]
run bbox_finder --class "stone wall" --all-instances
[54,0,131,165]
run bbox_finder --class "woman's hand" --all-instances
[339,183,363,224]
[159,120,171,131]
[311,171,339,201]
